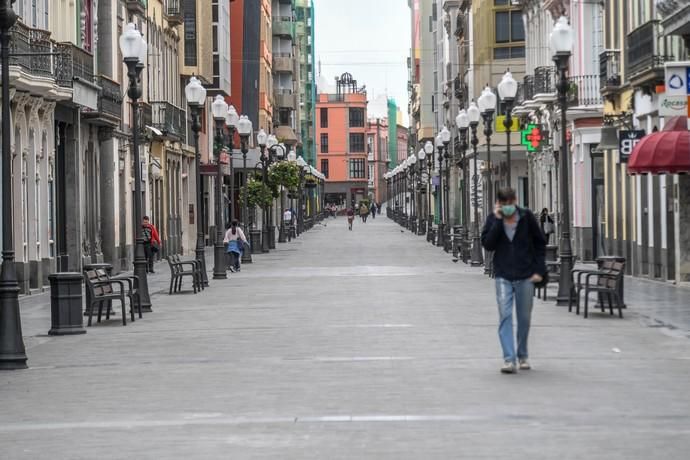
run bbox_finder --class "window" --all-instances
[320,133,329,153]
[350,133,365,152]
[321,159,329,178]
[349,159,366,179]
[494,0,509,5]
[184,0,198,66]
[349,108,365,127]
[493,46,525,59]
[367,135,374,153]
[320,108,328,128]
[495,11,524,43]
[368,164,374,181]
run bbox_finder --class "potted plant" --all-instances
[240,177,273,209]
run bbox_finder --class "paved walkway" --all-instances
[2,215,690,459]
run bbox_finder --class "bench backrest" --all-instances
[84,270,103,297]
[95,269,114,295]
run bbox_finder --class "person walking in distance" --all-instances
[142,216,161,273]
[540,208,555,245]
[370,202,377,220]
[481,188,546,374]
[347,207,355,231]
[359,202,369,223]
[224,220,248,273]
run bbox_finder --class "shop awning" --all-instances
[628,117,690,175]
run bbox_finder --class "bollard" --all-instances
[48,273,86,336]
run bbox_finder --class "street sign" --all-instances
[664,62,690,96]
[618,130,645,163]
[659,94,688,116]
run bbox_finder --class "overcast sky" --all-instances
[314,0,411,125]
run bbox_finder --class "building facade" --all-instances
[316,73,369,207]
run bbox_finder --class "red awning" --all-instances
[628,118,690,175]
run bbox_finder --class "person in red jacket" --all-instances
[142,216,161,273]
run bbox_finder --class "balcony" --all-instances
[166,0,183,27]
[599,49,622,96]
[140,102,153,135]
[81,75,123,127]
[273,16,293,37]
[533,66,556,102]
[626,20,674,87]
[126,0,147,16]
[273,54,294,73]
[8,21,56,80]
[151,101,187,142]
[568,75,602,108]
[274,90,295,109]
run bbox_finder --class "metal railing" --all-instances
[97,75,123,120]
[8,21,32,73]
[568,75,602,107]
[523,75,535,101]
[534,66,556,95]
[626,20,674,80]
[599,49,621,91]
[167,0,181,16]
[151,101,186,141]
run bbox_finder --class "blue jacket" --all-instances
[481,207,546,281]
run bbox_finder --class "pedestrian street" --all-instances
[2,215,690,459]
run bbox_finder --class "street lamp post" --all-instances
[211,95,229,280]
[424,141,434,239]
[120,24,152,312]
[237,115,253,263]
[185,76,209,287]
[498,70,518,188]
[468,102,484,267]
[416,148,426,235]
[0,0,28,370]
[435,134,444,242]
[478,85,497,275]
[409,154,417,232]
[478,85,497,208]
[257,134,286,252]
[297,156,309,235]
[225,105,239,224]
[552,16,575,306]
[441,129,451,247]
[456,109,470,261]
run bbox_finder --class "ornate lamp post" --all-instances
[278,149,297,243]
[0,0,27,370]
[297,156,309,235]
[185,76,209,286]
[468,101,484,267]
[424,141,434,239]
[498,70,518,187]
[225,105,239,224]
[237,115,253,263]
[120,24,153,311]
[455,109,470,260]
[441,127,451,243]
[211,95,229,280]
[478,85,497,208]
[257,134,286,252]
[409,153,417,231]
[552,16,574,306]
[416,148,426,235]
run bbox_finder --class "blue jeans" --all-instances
[495,277,535,363]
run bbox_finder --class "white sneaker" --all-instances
[501,361,516,374]
[518,359,531,370]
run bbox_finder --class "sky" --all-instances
[314,0,411,126]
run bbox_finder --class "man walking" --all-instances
[142,216,161,273]
[481,188,546,374]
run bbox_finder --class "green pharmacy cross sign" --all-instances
[521,124,544,152]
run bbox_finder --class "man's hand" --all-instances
[494,203,503,219]
[530,273,543,283]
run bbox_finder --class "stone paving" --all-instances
[2,215,690,459]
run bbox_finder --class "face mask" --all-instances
[501,205,517,217]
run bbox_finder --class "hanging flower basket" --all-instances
[240,177,273,209]
[268,161,301,191]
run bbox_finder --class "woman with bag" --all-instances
[540,208,555,244]
[223,220,248,273]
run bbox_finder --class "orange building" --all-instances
[316,73,369,208]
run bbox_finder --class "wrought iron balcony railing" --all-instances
[599,49,622,93]
[522,75,535,101]
[98,75,123,120]
[626,20,673,85]
[151,101,186,141]
[534,66,556,96]
[166,0,183,26]
[568,75,602,107]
